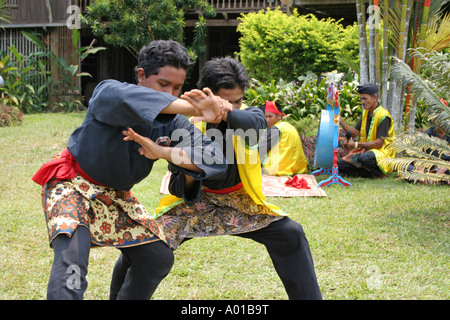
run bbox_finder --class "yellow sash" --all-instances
[154,120,287,217]
[262,121,307,175]
[233,135,287,216]
[360,106,396,173]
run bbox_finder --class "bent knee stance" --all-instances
[252,218,322,300]
[271,218,308,253]
[115,241,174,299]
[122,241,174,276]
[47,226,92,300]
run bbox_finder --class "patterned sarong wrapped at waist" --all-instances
[42,174,166,247]
[32,148,102,186]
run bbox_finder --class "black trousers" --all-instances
[337,150,383,178]
[47,226,174,300]
[109,217,322,300]
[235,217,322,299]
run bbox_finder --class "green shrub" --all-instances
[0,103,23,127]
[244,73,362,122]
[0,46,50,113]
[282,73,327,120]
[337,80,361,120]
[285,116,319,137]
[0,30,104,113]
[237,8,359,83]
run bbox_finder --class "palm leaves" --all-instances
[382,49,450,184]
[381,132,450,184]
[385,132,450,162]
[424,12,450,52]
[390,50,450,131]
[0,0,11,26]
[354,0,449,133]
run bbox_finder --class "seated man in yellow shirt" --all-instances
[338,84,395,178]
[259,101,308,175]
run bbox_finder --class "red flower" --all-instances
[96,193,113,206]
[123,232,132,241]
[100,222,111,234]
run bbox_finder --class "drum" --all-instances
[313,109,335,169]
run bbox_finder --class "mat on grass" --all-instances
[160,172,327,197]
[261,174,327,197]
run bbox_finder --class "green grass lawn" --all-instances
[0,112,448,300]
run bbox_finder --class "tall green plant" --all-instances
[21,29,106,111]
[82,0,215,61]
[0,45,49,112]
[237,8,359,83]
[0,29,105,113]
[0,0,11,26]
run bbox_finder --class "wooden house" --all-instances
[1,0,82,104]
[294,0,361,25]
[0,0,360,105]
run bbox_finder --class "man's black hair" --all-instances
[135,40,194,82]
[197,57,249,93]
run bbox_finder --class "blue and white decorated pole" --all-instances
[312,84,351,187]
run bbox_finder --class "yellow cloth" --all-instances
[262,121,308,176]
[155,119,287,217]
[360,106,396,173]
[233,135,287,216]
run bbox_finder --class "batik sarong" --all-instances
[157,187,283,250]
[42,175,165,248]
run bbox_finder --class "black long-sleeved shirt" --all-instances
[67,79,227,191]
[168,106,267,205]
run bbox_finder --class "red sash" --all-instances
[203,182,243,194]
[32,148,102,186]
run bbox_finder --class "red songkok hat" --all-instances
[265,101,285,116]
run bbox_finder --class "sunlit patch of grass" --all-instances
[0,113,448,300]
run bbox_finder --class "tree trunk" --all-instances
[408,0,431,132]
[374,0,381,88]
[418,0,431,51]
[398,0,409,61]
[398,0,414,131]
[408,96,417,135]
[405,1,421,125]
[356,0,369,84]
[381,0,389,110]
[391,0,413,133]
[369,0,376,84]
